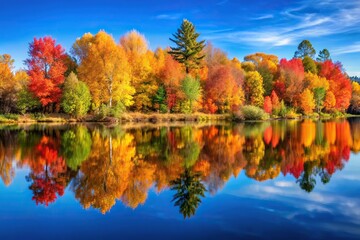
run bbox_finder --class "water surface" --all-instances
[0,119,360,239]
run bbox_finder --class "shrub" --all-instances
[285,109,300,119]
[241,105,269,120]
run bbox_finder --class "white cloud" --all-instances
[203,0,360,47]
[274,181,294,187]
[251,14,274,20]
[333,42,360,55]
[155,14,182,20]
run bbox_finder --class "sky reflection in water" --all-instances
[0,119,359,239]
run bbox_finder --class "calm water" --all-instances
[0,119,360,239]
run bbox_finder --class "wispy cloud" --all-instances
[333,42,360,55]
[251,14,274,20]
[155,14,182,20]
[204,0,360,47]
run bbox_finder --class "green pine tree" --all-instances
[294,40,316,59]
[169,19,206,73]
[316,49,331,62]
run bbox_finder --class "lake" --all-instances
[0,119,360,239]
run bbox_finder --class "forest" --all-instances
[0,19,359,121]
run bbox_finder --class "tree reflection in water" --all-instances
[171,169,206,218]
[0,118,359,217]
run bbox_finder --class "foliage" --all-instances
[319,60,352,112]
[317,49,330,62]
[180,75,202,113]
[169,19,206,73]
[294,40,316,59]
[241,105,269,120]
[300,88,315,115]
[263,96,272,114]
[278,58,305,106]
[244,71,264,107]
[120,30,158,112]
[61,72,91,117]
[205,65,244,113]
[302,56,317,74]
[25,37,66,110]
[153,85,168,113]
[76,31,135,111]
[313,87,326,113]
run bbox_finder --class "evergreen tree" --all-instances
[153,85,167,113]
[316,49,330,62]
[294,40,316,59]
[169,19,206,73]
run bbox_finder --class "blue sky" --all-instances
[1,0,359,76]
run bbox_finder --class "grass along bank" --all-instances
[0,110,356,124]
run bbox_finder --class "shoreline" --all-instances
[0,112,358,124]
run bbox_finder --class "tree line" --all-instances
[0,19,359,117]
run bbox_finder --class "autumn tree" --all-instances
[350,81,360,114]
[120,30,158,111]
[324,91,336,112]
[244,53,278,95]
[76,31,135,112]
[278,58,305,106]
[294,40,316,59]
[204,42,229,67]
[61,72,91,117]
[169,19,206,73]
[244,71,264,107]
[25,37,67,111]
[263,96,272,114]
[205,65,244,113]
[270,90,280,108]
[319,60,352,111]
[0,54,21,113]
[300,88,315,114]
[155,48,185,112]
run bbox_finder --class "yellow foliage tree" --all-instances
[244,71,264,107]
[120,30,158,111]
[76,31,135,111]
[324,91,336,112]
[300,88,315,114]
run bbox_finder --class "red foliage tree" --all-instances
[273,80,286,100]
[205,65,243,113]
[25,37,66,110]
[270,90,279,107]
[263,96,272,114]
[278,58,305,106]
[319,60,352,111]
